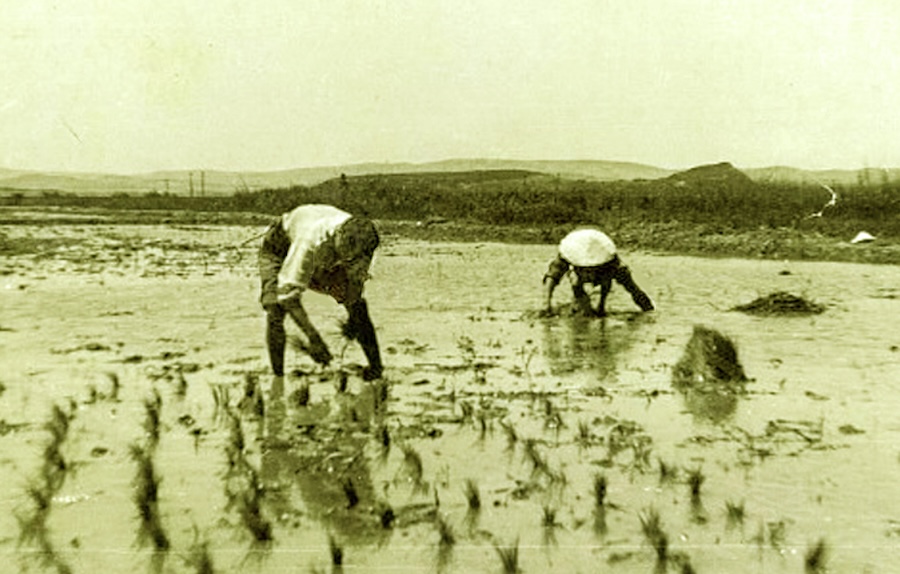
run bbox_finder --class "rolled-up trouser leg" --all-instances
[347,299,382,377]
[265,304,287,377]
[614,265,655,311]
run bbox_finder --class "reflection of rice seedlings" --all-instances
[329,535,343,567]
[805,538,828,573]
[372,379,389,413]
[725,500,745,528]
[687,467,705,501]
[639,507,668,563]
[293,384,310,408]
[436,514,455,547]
[240,489,273,544]
[175,371,188,399]
[463,479,481,511]
[341,477,359,509]
[129,443,170,552]
[143,390,163,448]
[400,445,424,491]
[185,531,215,574]
[593,473,608,507]
[105,372,121,401]
[494,538,520,574]
[16,482,52,545]
[767,520,786,551]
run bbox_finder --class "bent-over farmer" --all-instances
[542,228,655,317]
[259,204,383,382]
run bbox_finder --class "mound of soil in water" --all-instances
[672,325,747,389]
[732,291,825,316]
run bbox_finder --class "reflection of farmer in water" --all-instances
[259,204,383,383]
[542,228,655,317]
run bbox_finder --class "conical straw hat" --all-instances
[559,228,617,266]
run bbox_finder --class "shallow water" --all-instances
[1,226,899,573]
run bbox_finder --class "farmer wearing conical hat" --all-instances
[259,204,383,383]
[542,228,654,317]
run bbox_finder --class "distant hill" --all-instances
[1,159,897,197]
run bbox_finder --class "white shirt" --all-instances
[276,204,351,303]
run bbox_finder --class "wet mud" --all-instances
[1,222,899,572]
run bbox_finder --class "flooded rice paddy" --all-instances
[1,222,899,573]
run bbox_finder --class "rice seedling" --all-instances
[687,467,705,501]
[639,507,669,564]
[378,503,395,529]
[725,499,745,529]
[805,538,829,573]
[175,370,188,399]
[186,539,215,574]
[658,458,679,484]
[523,438,549,477]
[436,514,456,547]
[337,370,348,393]
[541,504,560,528]
[477,410,489,440]
[463,479,481,511]
[592,473,608,507]
[494,538,520,574]
[767,520,787,551]
[500,420,518,451]
[458,400,474,422]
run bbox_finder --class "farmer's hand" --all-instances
[307,335,332,366]
[362,365,383,381]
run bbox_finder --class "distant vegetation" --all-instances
[3,163,898,262]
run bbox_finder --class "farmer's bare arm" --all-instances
[542,257,570,315]
[280,297,332,364]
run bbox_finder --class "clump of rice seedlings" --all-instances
[129,443,170,552]
[378,503,395,529]
[593,473,608,507]
[805,538,829,573]
[576,419,592,449]
[732,291,824,316]
[341,477,359,509]
[672,325,748,389]
[500,420,518,451]
[105,371,121,401]
[463,479,481,511]
[658,459,679,485]
[494,538,520,574]
[639,507,669,564]
[725,499,745,529]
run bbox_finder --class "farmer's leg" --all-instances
[571,281,594,316]
[264,304,287,377]
[614,264,655,311]
[345,298,383,380]
[597,277,613,317]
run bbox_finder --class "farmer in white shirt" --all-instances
[542,228,654,317]
[258,204,382,382]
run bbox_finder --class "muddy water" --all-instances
[1,228,899,573]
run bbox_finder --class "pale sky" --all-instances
[1,0,898,174]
